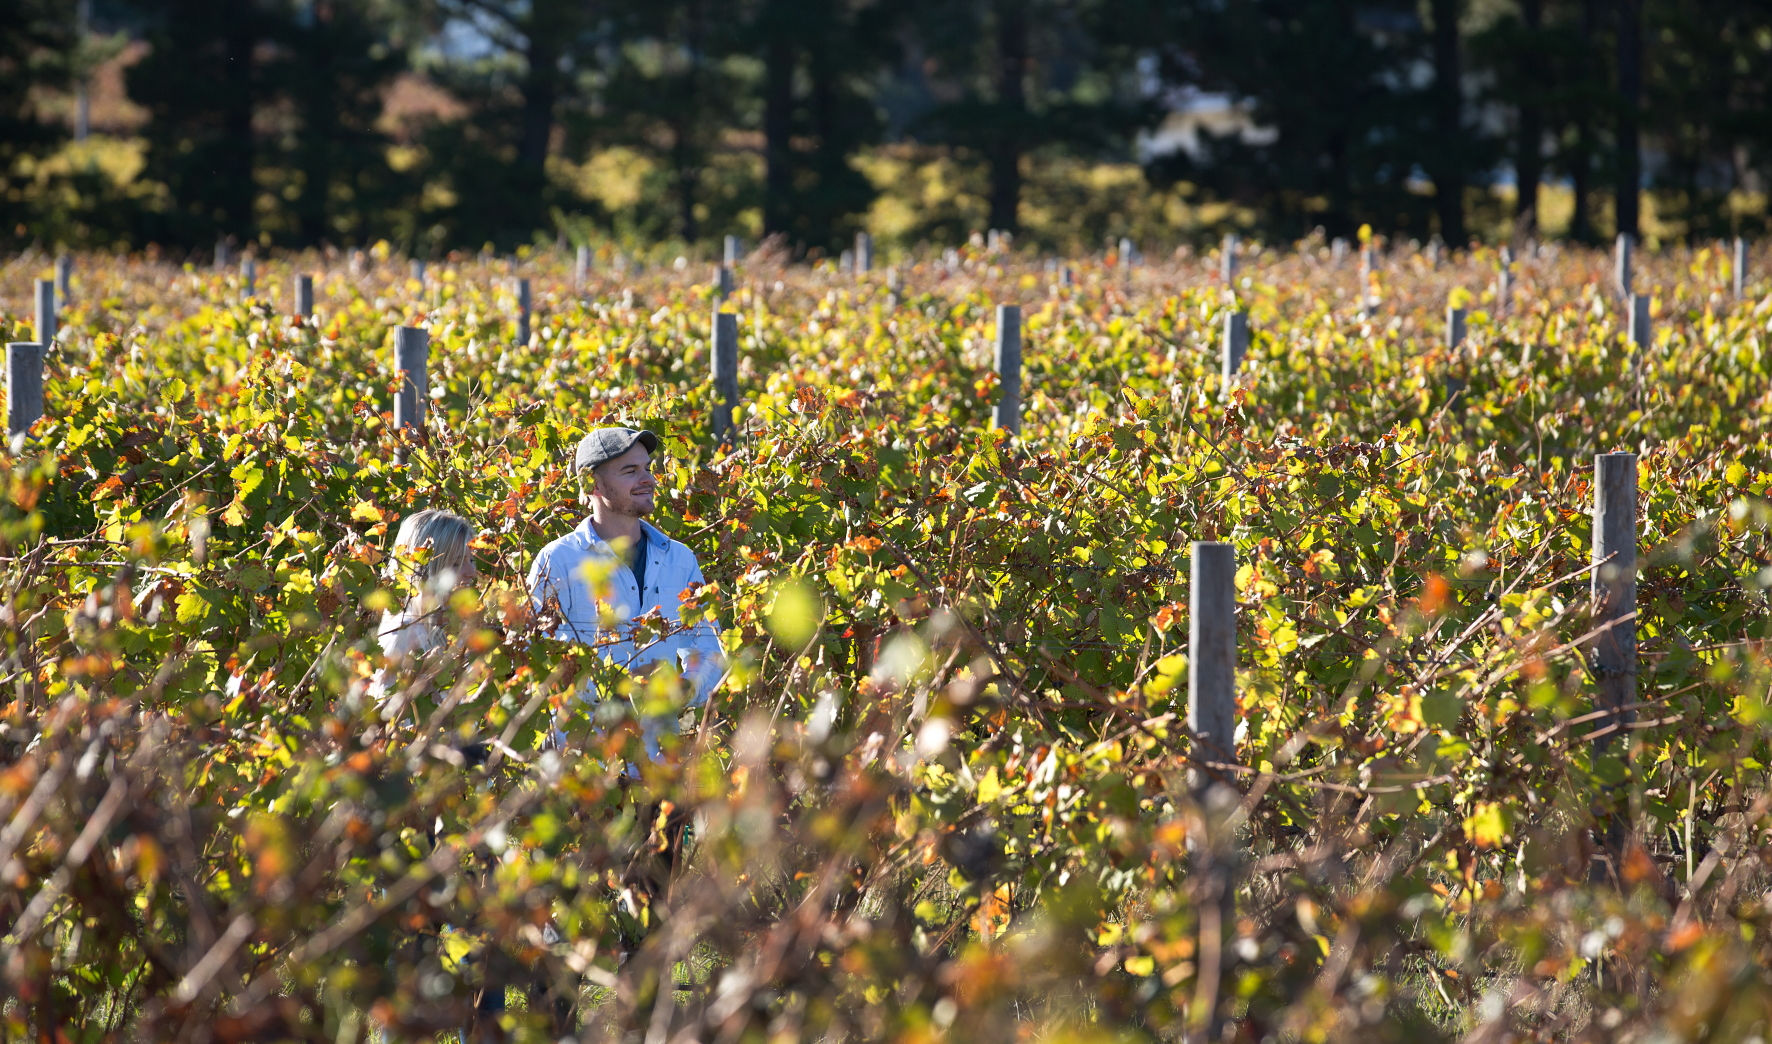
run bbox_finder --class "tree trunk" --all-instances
[675,0,704,242]
[762,18,795,242]
[1614,0,1641,239]
[220,13,255,238]
[1514,0,1543,238]
[809,35,838,249]
[1430,0,1466,244]
[1570,0,1598,242]
[516,3,565,240]
[987,0,1027,234]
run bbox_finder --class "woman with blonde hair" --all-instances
[363,508,511,1033]
[366,507,478,719]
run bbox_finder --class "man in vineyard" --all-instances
[525,425,725,912]
[528,424,726,737]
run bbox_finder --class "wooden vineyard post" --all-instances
[855,232,873,274]
[1188,540,1239,1043]
[515,277,532,346]
[1445,306,1469,409]
[1221,234,1238,282]
[723,235,741,268]
[1627,294,1650,350]
[992,305,1022,435]
[1591,452,1637,740]
[55,255,71,302]
[7,342,43,437]
[711,310,739,443]
[295,274,314,320]
[1359,243,1374,310]
[1615,233,1633,298]
[1446,305,1467,351]
[241,258,256,300]
[1590,451,1638,876]
[34,279,55,349]
[1221,310,1249,389]
[393,326,428,431]
[1496,247,1513,314]
[1734,237,1747,300]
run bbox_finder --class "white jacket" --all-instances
[526,515,725,705]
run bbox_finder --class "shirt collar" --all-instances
[572,515,664,552]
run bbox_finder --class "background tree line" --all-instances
[1,0,1768,256]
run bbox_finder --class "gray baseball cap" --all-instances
[574,426,661,471]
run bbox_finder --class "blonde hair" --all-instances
[387,508,474,589]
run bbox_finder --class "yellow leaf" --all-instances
[351,500,383,523]
[1463,802,1510,848]
[977,766,1002,803]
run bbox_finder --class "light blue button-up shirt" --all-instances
[526,516,726,707]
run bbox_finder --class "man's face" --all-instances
[590,443,657,517]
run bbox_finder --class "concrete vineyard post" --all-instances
[1188,540,1239,1044]
[1221,310,1249,387]
[1221,234,1239,281]
[855,232,873,274]
[1628,294,1650,349]
[34,279,55,349]
[886,266,902,309]
[516,278,532,346]
[1060,266,1074,288]
[839,250,854,275]
[241,258,256,300]
[1331,238,1348,265]
[1446,306,1467,351]
[55,255,71,302]
[1359,244,1373,307]
[295,275,314,319]
[1734,237,1747,299]
[575,245,591,290]
[723,235,741,268]
[393,326,428,430]
[711,310,739,442]
[1615,233,1632,297]
[214,240,231,270]
[411,259,426,287]
[6,343,43,437]
[993,304,1022,435]
[716,265,734,302]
